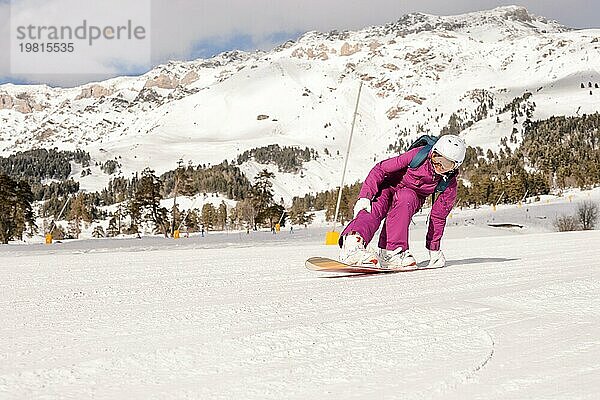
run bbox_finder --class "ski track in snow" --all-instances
[1,228,599,399]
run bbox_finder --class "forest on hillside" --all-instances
[1,113,599,240]
[292,113,600,220]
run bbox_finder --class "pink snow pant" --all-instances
[342,187,425,251]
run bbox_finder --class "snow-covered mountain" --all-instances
[1,5,599,203]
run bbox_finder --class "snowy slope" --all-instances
[1,6,600,204]
[1,224,599,398]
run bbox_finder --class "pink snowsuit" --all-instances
[342,146,457,251]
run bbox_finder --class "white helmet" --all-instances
[431,135,466,168]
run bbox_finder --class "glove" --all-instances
[427,250,446,269]
[353,198,371,218]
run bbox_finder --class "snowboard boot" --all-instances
[379,247,417,270]
[339,232,379,266]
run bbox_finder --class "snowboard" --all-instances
[305,257,405,274]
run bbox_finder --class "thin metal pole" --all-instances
[332,81,363,232]
[495,191,505,206]
[56,196,70,221]
[48,195,71,233]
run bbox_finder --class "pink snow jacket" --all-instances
[358,146,458,250]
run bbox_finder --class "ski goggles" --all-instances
[431,151,456,171]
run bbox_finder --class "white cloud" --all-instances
[1,0,151,86]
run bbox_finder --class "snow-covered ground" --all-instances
[1,212,599,398]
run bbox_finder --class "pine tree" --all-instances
[126,199,142,234]
[0,174,35,244]
[14,179,36,240]
[251,169,275,228]
[201,203,217,230]
[92,225,105,238]
[51,224,66,240]
[217,201,227,230]
[114,203,124,234]
[133,168,170,236]
[169,160,196,234]
[68,193,92,239]
[232,198,256,229]
[0,174,18,244]
[263,204,285,229]
[340,184,360,223]
[185,209,201,232]
[288,200,315,226]
[106,217,119,237]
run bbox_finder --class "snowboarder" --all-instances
[339,134,466,270]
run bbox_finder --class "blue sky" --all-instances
[1,0,599,87]
[189,31,303,59]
